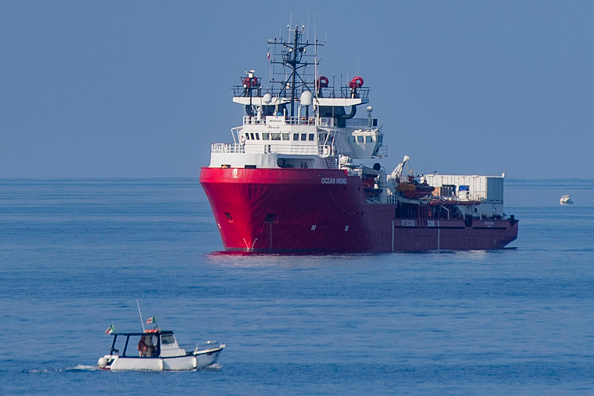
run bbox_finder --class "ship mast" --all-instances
[289,27,299,117]
[268,25,321,117]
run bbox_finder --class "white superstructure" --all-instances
[208,26,386,171]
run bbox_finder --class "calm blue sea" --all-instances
[1,178,593,395]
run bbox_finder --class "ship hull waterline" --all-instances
[199,168,518,253]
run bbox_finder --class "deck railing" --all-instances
[211,142,334,156]
[233,87,370,101]
[194,340,224,353]
[241,116,375,129]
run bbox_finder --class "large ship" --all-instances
[199,25,518,253]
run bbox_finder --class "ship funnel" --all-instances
[300,91,313,106]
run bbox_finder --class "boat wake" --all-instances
[66,364,101,372]
[22,365,100,373]
[202,363,222,371]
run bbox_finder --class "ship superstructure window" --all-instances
[293,133,299,140]
[244,134,249,140]
[272,133,281,140]
[301,133,307,141]
[162,335,175,345]
[250,133,255,140]
[262,133,270,140]
[282,133,289,140]
[308,133,315,141]
[366,136,372,143]
[349,136,355,143]
[357,136,364,143]
[255,133,260,140]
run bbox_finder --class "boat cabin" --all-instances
[108,330,187,358]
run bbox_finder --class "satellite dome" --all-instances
[300,91,313,106]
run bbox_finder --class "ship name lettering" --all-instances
[321,178,347,185]
[402,220,416,227]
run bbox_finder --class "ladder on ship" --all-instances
[324,157,338,169]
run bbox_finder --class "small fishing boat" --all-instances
[560,194,573,205]
[97,329,225,371]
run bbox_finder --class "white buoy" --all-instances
[98,357,108,367]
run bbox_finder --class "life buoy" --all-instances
[349,76,364,89]
[243,77,258,88]
[316,76,329,89]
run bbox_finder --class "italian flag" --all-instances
[105,324,115,335]
[146,316,157,324]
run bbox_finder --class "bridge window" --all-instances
[262,133,270,140]
[282,133,289,140]
[244,134,249,140]
[357,136,364,143]
[255,133,260,140]
[271,133,281,140]
[349,136,355,143]
[250,133,255,140]
[308,133,315,141]
[293,133,299,140]
[300,133,307,141]
[366,136,372,143]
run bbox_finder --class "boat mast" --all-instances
[136,299,146,332]
[289,27,298,117]
[269,25,321,118]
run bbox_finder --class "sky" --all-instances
[1,0,593,179]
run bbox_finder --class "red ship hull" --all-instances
[199,168,519,253]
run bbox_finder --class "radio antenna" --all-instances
[136,299,146,332]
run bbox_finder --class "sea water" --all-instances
[0,178,593,395]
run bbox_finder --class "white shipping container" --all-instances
[486,177,504,202]
[421,174,504,203]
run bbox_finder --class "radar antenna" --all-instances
[268,25,322,117]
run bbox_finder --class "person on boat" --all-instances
[137,335,152,357]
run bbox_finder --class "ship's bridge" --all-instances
[217,64,383,169]
[209,111,387,169]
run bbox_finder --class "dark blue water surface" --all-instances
[1,178,593,395]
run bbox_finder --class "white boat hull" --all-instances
[101,346,224,371]
[195,348,223,368]
[560,195,573,205]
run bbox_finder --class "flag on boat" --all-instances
[146,316,157,324]
[105,324,115,335]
